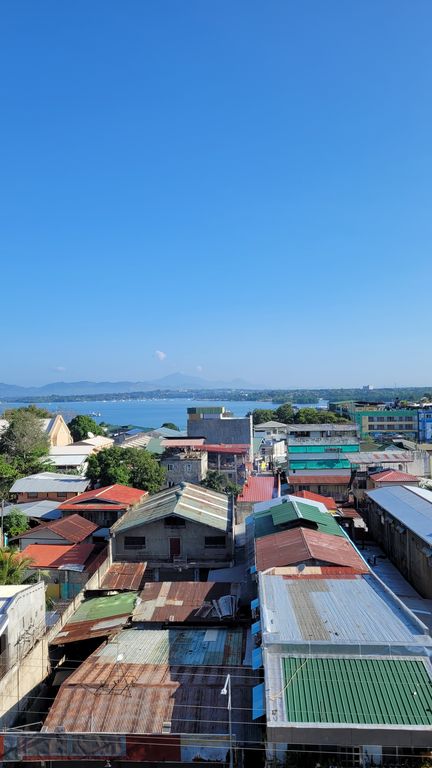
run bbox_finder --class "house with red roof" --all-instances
[292,489,338,511]
[14,513,98,551]
[22,542,101,600]
[368,469,419,489]
[236,475,276,522]
[57,484,148,527]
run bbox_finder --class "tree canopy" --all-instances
[201,471,242,497]
[68,415,104,442]
[86,446,165,494]
[0,549,33,585]
[3,508,29,538]
[248,403,349,426]
[0,410,51,484]
[2,404,52,420]
[161,422,180,431]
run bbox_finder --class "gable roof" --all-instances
[112,482,230,534]
[10,472,90,494]
[255,527,369,573]
[253,496,345,539]
[371,470,419,484]
[23,543,95,570]
[254,421,287,430]
[237,476,275,503]
[292,490,337,510]
[58,484,147,512]
[17,513,98,543]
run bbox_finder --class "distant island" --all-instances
[2,386,432,405]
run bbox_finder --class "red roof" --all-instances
[22,543,95,569]
[288,475,351,486]
[197,444,250,454]
[255,527,369,573]
[237,476,275,503]
[58,484,147,512]
[371,470,419,484]
[292,490,337,510]
[17,513,98,544]
[100,562,147,591]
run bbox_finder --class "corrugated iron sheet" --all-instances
[100,562,147,591]
[132,581,238,623]
[50,613,130,645]
[255,527,369,573]
[237,476,275,503]
[18,513,98,544]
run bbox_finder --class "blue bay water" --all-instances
[0,399,275,430]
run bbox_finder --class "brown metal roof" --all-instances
[43,661,256,735]
[100,562,147,591]
[50,614,130,645]
[17,513,98,544]
[132,581,238,623]
[255,527,369,573]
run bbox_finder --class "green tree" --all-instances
[0,549,33,585]
[68,415,104,442]
[201,472,241,497]
[0,457,19,500]
[247,409,275,425]
[87,446,165,494]
[0,410,50,474]
[3,508,29,538]
[274,403,295,424]
[2,404,52,420]
[161,422,180,431]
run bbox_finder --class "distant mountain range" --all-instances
[0,373,254,399]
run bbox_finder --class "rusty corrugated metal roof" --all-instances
[58,484,147,512]
[17,513,98,544]
[132,581,238,623]
[255,527,369,573]
[237,476,275,503]
[100,562,147,591]
[50,614,130,645]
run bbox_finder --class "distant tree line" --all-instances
[248,403,350,426]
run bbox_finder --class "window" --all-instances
[27,492,38,499]
[164,516,185,527]
[185,463,192,473]
[56,492,67,498]
[205,536,226,548]
[167,463,174,471]
[124,536,146,550]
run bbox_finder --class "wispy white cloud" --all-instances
[53,366,66,372]
[196,365,203,373]
[155,350,167,361]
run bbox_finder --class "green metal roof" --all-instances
[283,657,432,726]
[145,436,165,455]
[257,500,345,538]
[69,592,137,623]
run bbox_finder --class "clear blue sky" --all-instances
[1,1,431,388]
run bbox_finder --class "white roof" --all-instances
[10,472,90,493]
[75,436,113,448]
[48,454,88,468]
[366,485,432,547]
[50,446,93,456]
[254,421,288,430]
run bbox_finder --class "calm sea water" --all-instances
[0,399,273,430]
[1,398,328,429]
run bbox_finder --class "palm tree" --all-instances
[0,549,33,585]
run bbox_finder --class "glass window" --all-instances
[205,536,226,548]
[124,536,146,550]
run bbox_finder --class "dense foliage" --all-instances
[2,404,52,419]
[68,415,104,442]
[3,508,30,537]
[86,446,165,494]
[248,404,349,426]
[0,409,51,496]
[0,549,33,585]
[161,422,180,431]
[201,471,242,497]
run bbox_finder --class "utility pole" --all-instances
[221,673,233,768]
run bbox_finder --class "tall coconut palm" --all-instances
[0,549,33,585]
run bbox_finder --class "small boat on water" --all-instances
[90,411,101,417]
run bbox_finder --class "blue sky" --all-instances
[1,1,431,388]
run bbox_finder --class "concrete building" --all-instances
[0,583,45,673]
[366,485,432,598]
[418,406,432,442]
[111,482,233,580]
[205,444,250,484]
[161,448,208,488]
[330,401,419,440]
[287,470,352,501]
[40,415,73,447]
[285,422,359,440]
[254,420,289,439]
[9,472,90,503]
[187,406,253,456]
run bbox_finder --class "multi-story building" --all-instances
[187,406,252,456]
[161,448,208,487]
[330,401,419,440]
